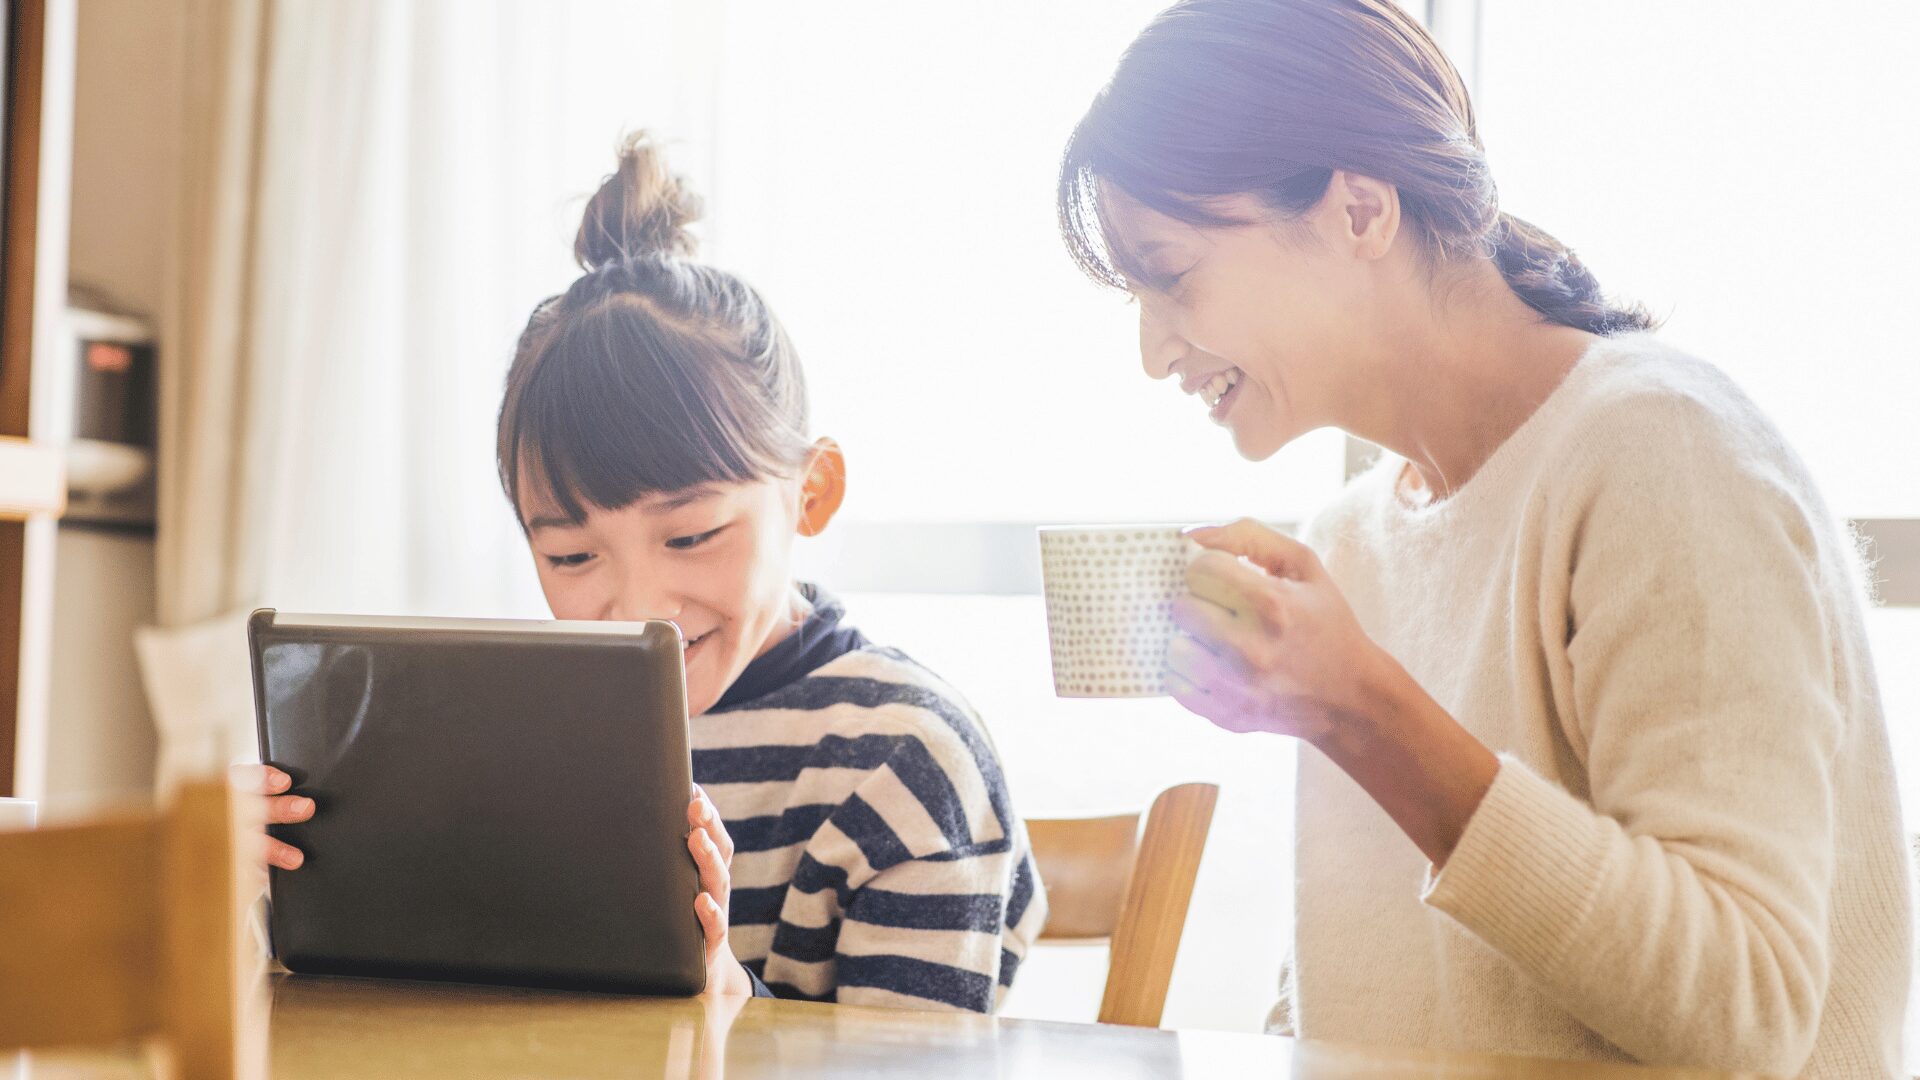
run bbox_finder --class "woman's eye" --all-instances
[545,552,594,569]
[666,527,725,551]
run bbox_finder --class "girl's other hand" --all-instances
[228,762,314,873]
[688,783,752,997]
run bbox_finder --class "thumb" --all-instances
[697,892,726,964]
[1185,518,1321,581]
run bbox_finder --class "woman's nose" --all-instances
[1139,304,1182,381]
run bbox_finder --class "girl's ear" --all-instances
[796,438,847,537]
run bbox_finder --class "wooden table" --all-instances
[13,974,1768,1079]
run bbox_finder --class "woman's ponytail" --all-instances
[1060,0,1656,337]
[1489,213,1653,335]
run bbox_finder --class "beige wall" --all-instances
[42,0,186,812]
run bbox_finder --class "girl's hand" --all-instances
[688,784,753,998]
[1166,519,1394,745]
[229,762,315,872]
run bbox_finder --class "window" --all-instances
[706,1,1346,532]
[1466,0,1920,836]
[1472,0,1920,520]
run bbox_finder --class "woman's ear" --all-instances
[1322,169,1400,261]
[796,438,846,537]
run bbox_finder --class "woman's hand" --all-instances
[689,784,753,998]
[1168,518,1498,865]
[1166,518,1391,744]
[229,762,315,872]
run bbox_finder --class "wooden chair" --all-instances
[1027,781,1219,1028]
[0,777,263,1079]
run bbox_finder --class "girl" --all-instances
[1059,1,1908,1076]
[252,132,1045,1011]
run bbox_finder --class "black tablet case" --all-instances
[248,609,706,995]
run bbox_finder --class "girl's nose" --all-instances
[1139,304,1183,381]
[607,584,682,625]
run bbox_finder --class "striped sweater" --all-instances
[696,590,1047,1012]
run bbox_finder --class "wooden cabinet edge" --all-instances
[0,437,65,520]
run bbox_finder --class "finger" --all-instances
[1186,550,1283,626]
[1169,594,1261,667]
[1167,631,1254,692]
[265,794,315,825]
[265,835,306,870]
[695,892,726,964]
[229,762,292,795]
[1167,670,1263,734]
[689,827,731,915]
[1186,518,1320,581]
[696,795,733,864]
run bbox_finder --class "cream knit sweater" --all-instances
[1288,333,1911,1078]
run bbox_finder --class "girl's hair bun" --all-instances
[574,130,702,269]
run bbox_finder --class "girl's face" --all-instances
[522,474,810,718]
[1103,177,1396,460]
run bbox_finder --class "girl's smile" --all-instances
[515,441,844,718]
[523,479,810,717]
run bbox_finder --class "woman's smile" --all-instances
[1179,363,1247,424]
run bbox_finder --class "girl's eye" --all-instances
[666,527,725,551]
[545,552,594,569]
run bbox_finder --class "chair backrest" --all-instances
[0,778,261,1079]
[1027,782,1219,1028]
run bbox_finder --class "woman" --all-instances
[1059,2,1909,1076]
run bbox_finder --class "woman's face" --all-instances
[521,476,805,717]
[1103,183,1385,460]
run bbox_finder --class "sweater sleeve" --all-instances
[1421,395,1846,1076]
[834,847,1026,1012]
[774,713,1036,1013]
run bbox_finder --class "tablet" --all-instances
[248,609,706,995]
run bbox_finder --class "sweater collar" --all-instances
[709,583,869,713]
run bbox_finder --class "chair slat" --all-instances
[1029,813,1139,941]
[0,778,259,1079]
[1025,782,1219,1028]
[1097,782,1219,1028]
[0,816,162,1046]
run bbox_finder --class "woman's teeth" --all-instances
[1200,369,1241,408]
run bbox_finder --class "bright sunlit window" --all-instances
[1471,0,1920,838]
[700,0,1346,527]
[1476,0,1920,520]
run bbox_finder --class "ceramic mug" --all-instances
[1038,524,1201,698]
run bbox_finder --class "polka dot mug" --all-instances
[1038,525,1202,698]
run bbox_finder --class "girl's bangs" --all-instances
[501,300,780,526]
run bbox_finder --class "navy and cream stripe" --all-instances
[697,646,1047,1012]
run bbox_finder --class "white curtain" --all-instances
[142,0,720,789]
